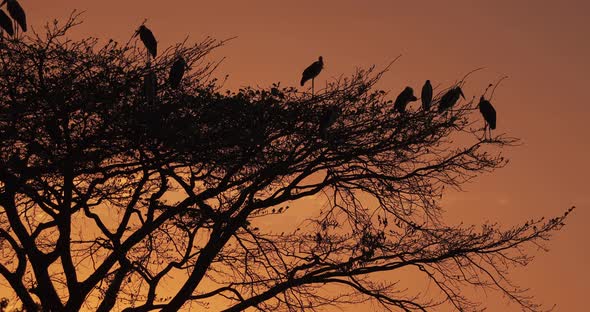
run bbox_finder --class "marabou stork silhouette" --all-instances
[478,96,496,140]
[421,80,433,111]
[300,56,324,96]
[438,86,465,112]
[134,24,157,60]
[169,56,186,89]
[393,86,418,114]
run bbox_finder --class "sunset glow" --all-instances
[1,0,587,311]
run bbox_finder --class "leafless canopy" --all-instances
[0,14,572,312]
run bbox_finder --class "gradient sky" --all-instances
[22,0,590,310]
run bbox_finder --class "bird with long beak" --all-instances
[438,86,465,112]
[1,0,25,34]
[393,86,418,114]
[478,96,496,140]
[134,24,157,59]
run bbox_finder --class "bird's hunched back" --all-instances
[478,97,497,129]
[393,86,417,113]
[438,86,464,112]
[421,80,433,111]
[169,57,186,89]
[301,56,324,86]
[138,25,157,58]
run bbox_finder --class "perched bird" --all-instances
[300,56,324,95]
[421,80,433,111]
[1,0,25,33]
[168,56,186,89]
[134,25,157,58]
[319,106,340,140]
[0,9,14,37]
[438,86,465,112]
[393,86,418,113]
[478,96,496,140]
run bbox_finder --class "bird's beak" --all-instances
[132,29,140,38]
[459,89,465,99]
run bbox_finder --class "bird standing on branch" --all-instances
[300,56,324,96]
[169,56,186,89]
[393,86,418,114]
[478,96,496,140]
[421,80,433,111]
[134,24,157,59]
[1,0,26,35]
[438,86,465,112]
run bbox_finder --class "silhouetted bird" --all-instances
[319,106,340,140]
[168,56,186,89]
[134,25,157,58]
[438,86,465,112]
[300,56,323,95]
[0,9,14,37]
[393,86,417,113]
[1,0,25,33]
[421,80,433,111]
[478,96,496,139]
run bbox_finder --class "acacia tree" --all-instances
[0,15,573,312]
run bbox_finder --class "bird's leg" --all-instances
[312,78,315,97]
[482,122,487,141]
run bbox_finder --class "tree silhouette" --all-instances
[0,14,573,312]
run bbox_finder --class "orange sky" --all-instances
[21,0,590,310]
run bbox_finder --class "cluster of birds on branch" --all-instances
[0,0,26,38]
[300,56,497,140]
[135,21,497,142]
[133,24,187,100]
[0,4,496,143]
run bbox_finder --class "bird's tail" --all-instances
[300,78,306,87]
